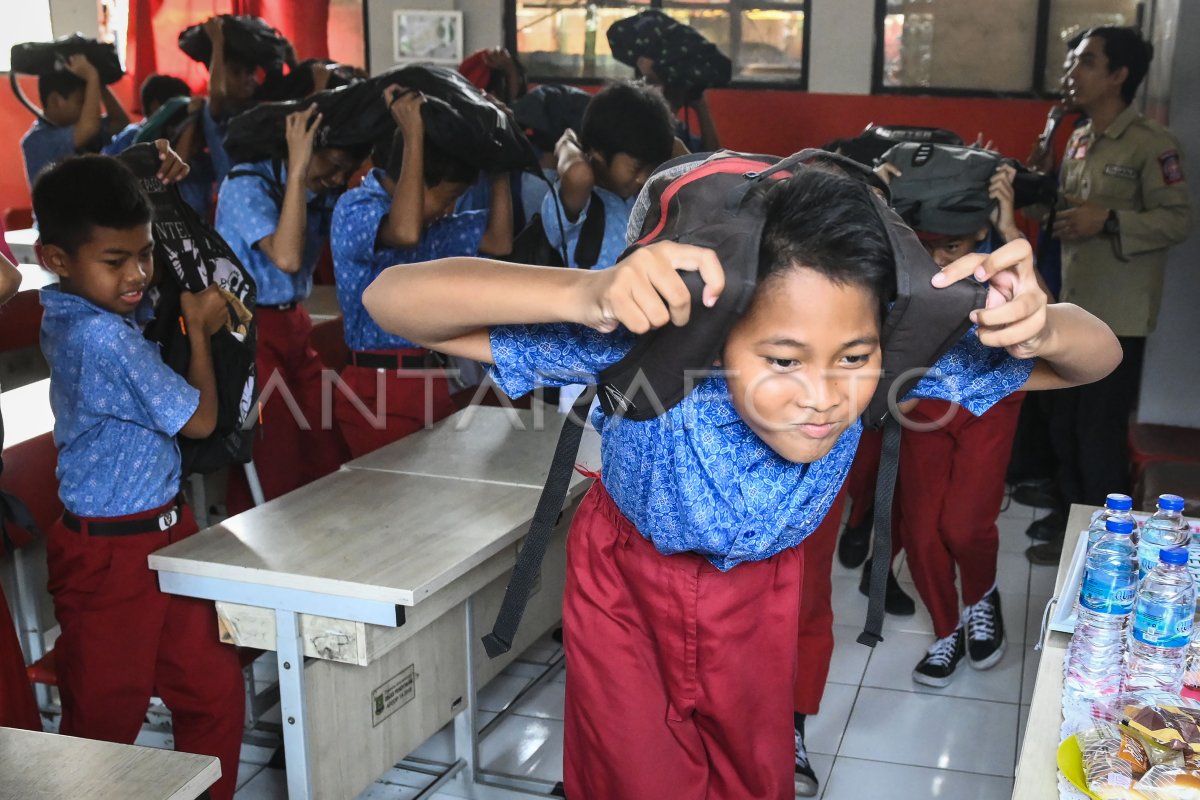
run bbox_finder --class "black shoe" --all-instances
[793,715,818,797]
[1026,541,1063,566]
[1025,510,1067,542]
[837,508,873,569]
[964,588,1006,669]
[859,560,916,617]
[1011,479,1059,510]
[912,627,966,687]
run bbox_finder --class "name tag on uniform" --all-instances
[1104,164,1139,180]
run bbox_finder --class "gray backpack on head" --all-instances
[881,143,1003,236]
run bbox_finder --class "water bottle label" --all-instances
[1133,599,1194,648]
[1079,570,1136,614]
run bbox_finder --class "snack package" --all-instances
[1085,735,1153,798]
[1135,765,1200,799]
[1124,704,1200,757]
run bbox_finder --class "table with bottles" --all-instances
[1013,497,1198,799]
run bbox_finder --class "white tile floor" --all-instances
[234,497,1056,800]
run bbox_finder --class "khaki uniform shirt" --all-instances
[1058,105,1192,336]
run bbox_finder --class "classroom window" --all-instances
[0,0,53,73]
[876,0,1141,96]
[510,0,808,86]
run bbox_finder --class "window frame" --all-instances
[504,0,811,91]
[870,0,1144,99]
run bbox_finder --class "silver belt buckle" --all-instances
[158,508,179,531]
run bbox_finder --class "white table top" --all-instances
[346,405,602,495]
[0,726,220,800]
[150,468,543,607]
[1,379,54,448]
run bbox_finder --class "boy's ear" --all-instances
[41,244,72,279]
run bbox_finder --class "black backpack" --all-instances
[607,10,732,94]
[178,15,293,71]
[9,34,125,84]
[117,143,259,476]
[832,124,965,168]
[508,190,606,270]
[482,149,988,658]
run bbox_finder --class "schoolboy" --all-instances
[543,80,675,270]
[215,106,367,509]
[200,15,261,183]
[875,154,1032,690]
[34,154,243,799]
[364,165,1120,798]
[105,74,193,155]
[21,54,130,189]
[330,86,512,456]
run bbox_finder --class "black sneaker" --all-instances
[964,588,1006,669]
[837,506,873,569]
[794,715,818,797]
[912,627,966,688]
[859,558,916,616]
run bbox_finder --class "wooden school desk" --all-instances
[1011,503,1098,800]
[0,725,220,799]
[150,407,601,800]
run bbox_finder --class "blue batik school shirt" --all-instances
[21,118,111,188]
[39,288,199,517]
[540,183,635,270]
[102,128,217,219]
[489,324,1034,570]
[331,168,488,351]
[215,160,338,306]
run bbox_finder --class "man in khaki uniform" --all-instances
[1028,25,1192,563]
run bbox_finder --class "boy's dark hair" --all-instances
[379,128,479,187]
[759,168,896,319]
[32,155,152,254]
[580,80,674,168]
[38,70,86,107]
[140,74,191,113]
[1083,25,1154,104]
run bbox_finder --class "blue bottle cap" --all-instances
[1105,518,1135,534]
[1160,547,1189,565]
[1159,494,1186,512]
[1105,493,1133,511]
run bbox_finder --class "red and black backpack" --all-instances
[483,149,988,658]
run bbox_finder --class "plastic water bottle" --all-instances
[1087,493,1136,551]
[1126,547,1195,695]
[1064,518,1138,702]
[1137,494,1190,581]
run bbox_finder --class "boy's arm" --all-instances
[257,107,319,273]
[378,86,425,249]
[0,253,20,307]
[204,17,230,120]
[65,55,103,150]
[554,129,594,221]
[479,172,513,256]
[693,93,720,152]
[177,286,229,438]
[362,241,725,363]
[932,238,1121,391]
[100,83,130,133]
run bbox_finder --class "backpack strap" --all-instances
[482,390,593,658]
[226,160,286,207]
[857,416,901,647]
[573,191,607,269]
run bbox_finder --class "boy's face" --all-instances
[721,266,882,464]
[43,224,155,316]
[423,181,472,226]
[46,87,85,126]
[306,148,363,193]
[920,227,988,267]
[224,61,259,109]
[591,152,654,200]
[1065,37,1126,110]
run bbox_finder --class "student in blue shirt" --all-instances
[364,166,1121,799]
[200,16,261,183]
[20,55,130,189]
[542,81,676,270]
[331,87,511,457]
[215,106,367,511]
[33,154,243,800]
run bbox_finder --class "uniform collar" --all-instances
[1094,105,1140,140]
[40,285,140,325]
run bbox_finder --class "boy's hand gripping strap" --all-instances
[857,416,901,647]
[482,390,593,658]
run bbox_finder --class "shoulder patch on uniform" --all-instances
[1104,164,1139,180]
[1159,150,1184,185]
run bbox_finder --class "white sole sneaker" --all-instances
[968,636,1007,671]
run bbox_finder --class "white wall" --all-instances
[807,0,874,95]
[1139,0,1200,427]
[48,0,99,38]
[366,0,503,75]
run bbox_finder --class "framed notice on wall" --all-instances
[392,10,464,65]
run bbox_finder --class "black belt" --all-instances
[259,301,298,311]
[62,504,182,536]
[350,351,432,370]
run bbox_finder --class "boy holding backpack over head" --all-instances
[33,153,243,800]
[215,106,368,509]
[363,155,1119,799]
[330,86,512,456]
